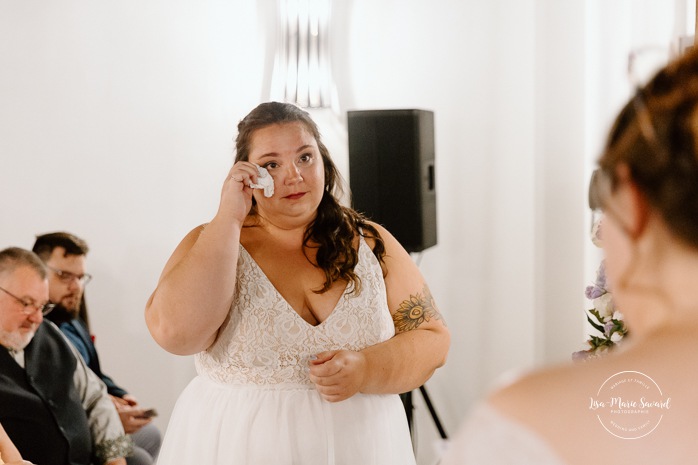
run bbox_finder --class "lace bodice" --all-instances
[195,238,395,386]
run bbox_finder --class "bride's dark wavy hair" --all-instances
[234,102,385,294]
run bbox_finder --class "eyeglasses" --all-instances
[589,167,636,238]
[0,286,55,316]
[47,266,92,286]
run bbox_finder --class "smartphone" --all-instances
[138,408,158,419]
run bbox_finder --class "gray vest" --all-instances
[0,321,93,465]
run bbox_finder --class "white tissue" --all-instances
[248,165,274,198]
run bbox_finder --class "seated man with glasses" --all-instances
[32,232,161,465]
[0,247,131,465]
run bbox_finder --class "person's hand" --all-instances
[216,161,260,226]
[105,458,127,465]
[308,350,367,402]
[111,395,151,433]
[116,406,152,434]
[112,399,152,434]
[4,460,34,465]
[120,394,139,406]
[111,395,137,408]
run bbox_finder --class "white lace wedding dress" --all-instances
[156,239,416,465]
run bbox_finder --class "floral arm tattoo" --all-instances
[392,285,446,332]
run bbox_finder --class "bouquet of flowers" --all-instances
[572,214,628,361]
[572,260,627,361]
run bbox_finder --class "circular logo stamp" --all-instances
[589,371,671,439]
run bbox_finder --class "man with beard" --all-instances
[0,247,130,465]
[33,232,161,465]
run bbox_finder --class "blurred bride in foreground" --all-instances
[443,47,698,464]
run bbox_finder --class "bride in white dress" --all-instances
[145,102,450,464]
[442,48,698,464]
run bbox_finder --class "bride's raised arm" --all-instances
[145,162,261,355]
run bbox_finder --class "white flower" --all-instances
[593,293,615,320]
[611,331,624,343]
[612,310,624,321]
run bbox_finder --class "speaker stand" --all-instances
[401,385,448,440]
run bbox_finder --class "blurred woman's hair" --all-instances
[598,47,698,249]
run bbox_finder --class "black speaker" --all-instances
[347,109,437,253]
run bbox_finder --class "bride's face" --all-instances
[247,122,326,227]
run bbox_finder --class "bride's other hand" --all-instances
[309,350,368,402]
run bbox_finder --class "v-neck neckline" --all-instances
[238,243,362,328]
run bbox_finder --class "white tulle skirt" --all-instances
[156,376,416,465]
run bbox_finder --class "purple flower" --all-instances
[603,321,614,338]
[585,261,608,299]
[585,284,605,299]
[574,254,628,360]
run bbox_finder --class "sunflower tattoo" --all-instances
[392,285,445,332]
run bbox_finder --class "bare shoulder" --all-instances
[481,333,698,464]
[365,221,422,289]
[156,224,207,281]
[364,221,410,261]
[489,333,698,416]
[364,221,414,272]
[175,224,207,252]
[186,223,207,239]
[481,365,582,459]
[488,362,584,410]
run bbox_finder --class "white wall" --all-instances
[0,0,270,433]
[0,1,690,465]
